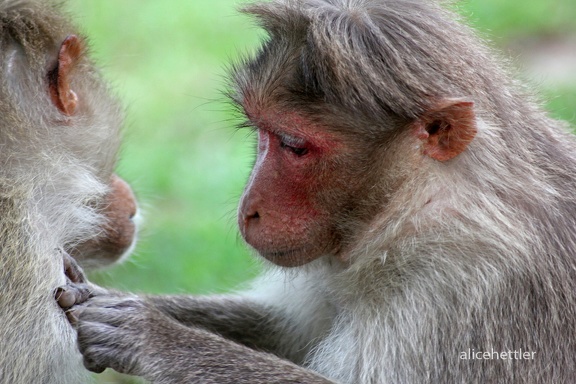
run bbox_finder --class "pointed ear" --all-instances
[48,35,83,116]
[414,99,477,162]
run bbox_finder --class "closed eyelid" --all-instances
[277,132,306,147]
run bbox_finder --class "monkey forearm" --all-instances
[72,294,334,383]
[147,324,333,384]
[145,294,283,353]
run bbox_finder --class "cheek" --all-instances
[239,149,327,243]
[244,139,320,222]
[271,171,317,214]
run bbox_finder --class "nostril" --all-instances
[239,195,261,224]
[243,210,260,222]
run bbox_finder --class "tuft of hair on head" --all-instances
[234,0,518,131]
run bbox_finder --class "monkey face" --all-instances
[237,108,361,267]
[41,35,139,269]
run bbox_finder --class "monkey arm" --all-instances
[143,273,336,365]
[145,295,283,353]
[71,293,334,383]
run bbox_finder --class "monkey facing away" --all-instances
[60,0,576,383]
[0,1,138,383]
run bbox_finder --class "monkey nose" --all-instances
[239,192,262,229]
[244,209,260,223]
[110,174,138,219]
[239,203,261,229]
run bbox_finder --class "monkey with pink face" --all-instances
[60,0,576,383]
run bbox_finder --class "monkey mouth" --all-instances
[257,247,320,267]
[263,248,302,258]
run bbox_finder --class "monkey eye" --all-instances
[281,141,309,156]
[278,133,309,157]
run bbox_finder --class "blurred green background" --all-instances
[67,1,263,296]
[64,0,575,382]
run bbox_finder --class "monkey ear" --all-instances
[414,99,477,162]
[48,35,83,116]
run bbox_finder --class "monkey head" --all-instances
[46,35,139,268]
[236,104,475,268]
[234,5,477,268]
[0,24,138,269]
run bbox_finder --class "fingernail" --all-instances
[54,287,67,298]
[66,309,79,323]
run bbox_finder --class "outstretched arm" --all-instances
[145,294,283,353]
[60,287,333,383]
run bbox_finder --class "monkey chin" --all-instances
[255,246,325,268]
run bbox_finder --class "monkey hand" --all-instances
[64,291,179,377]
[62,248,87,284]
[56,250,97,309]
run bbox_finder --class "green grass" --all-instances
[64,0,576,296]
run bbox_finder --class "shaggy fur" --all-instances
[0,1,123,382]
[233,1,576,382]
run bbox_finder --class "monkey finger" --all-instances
[55,284,91,309]
[75,305,136,328]
[62,250,87,283]
[83,294,143,311]
[86,283,111,298]
[65,308,80,324]
[77,322,128,372]
[83,357,107,374]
